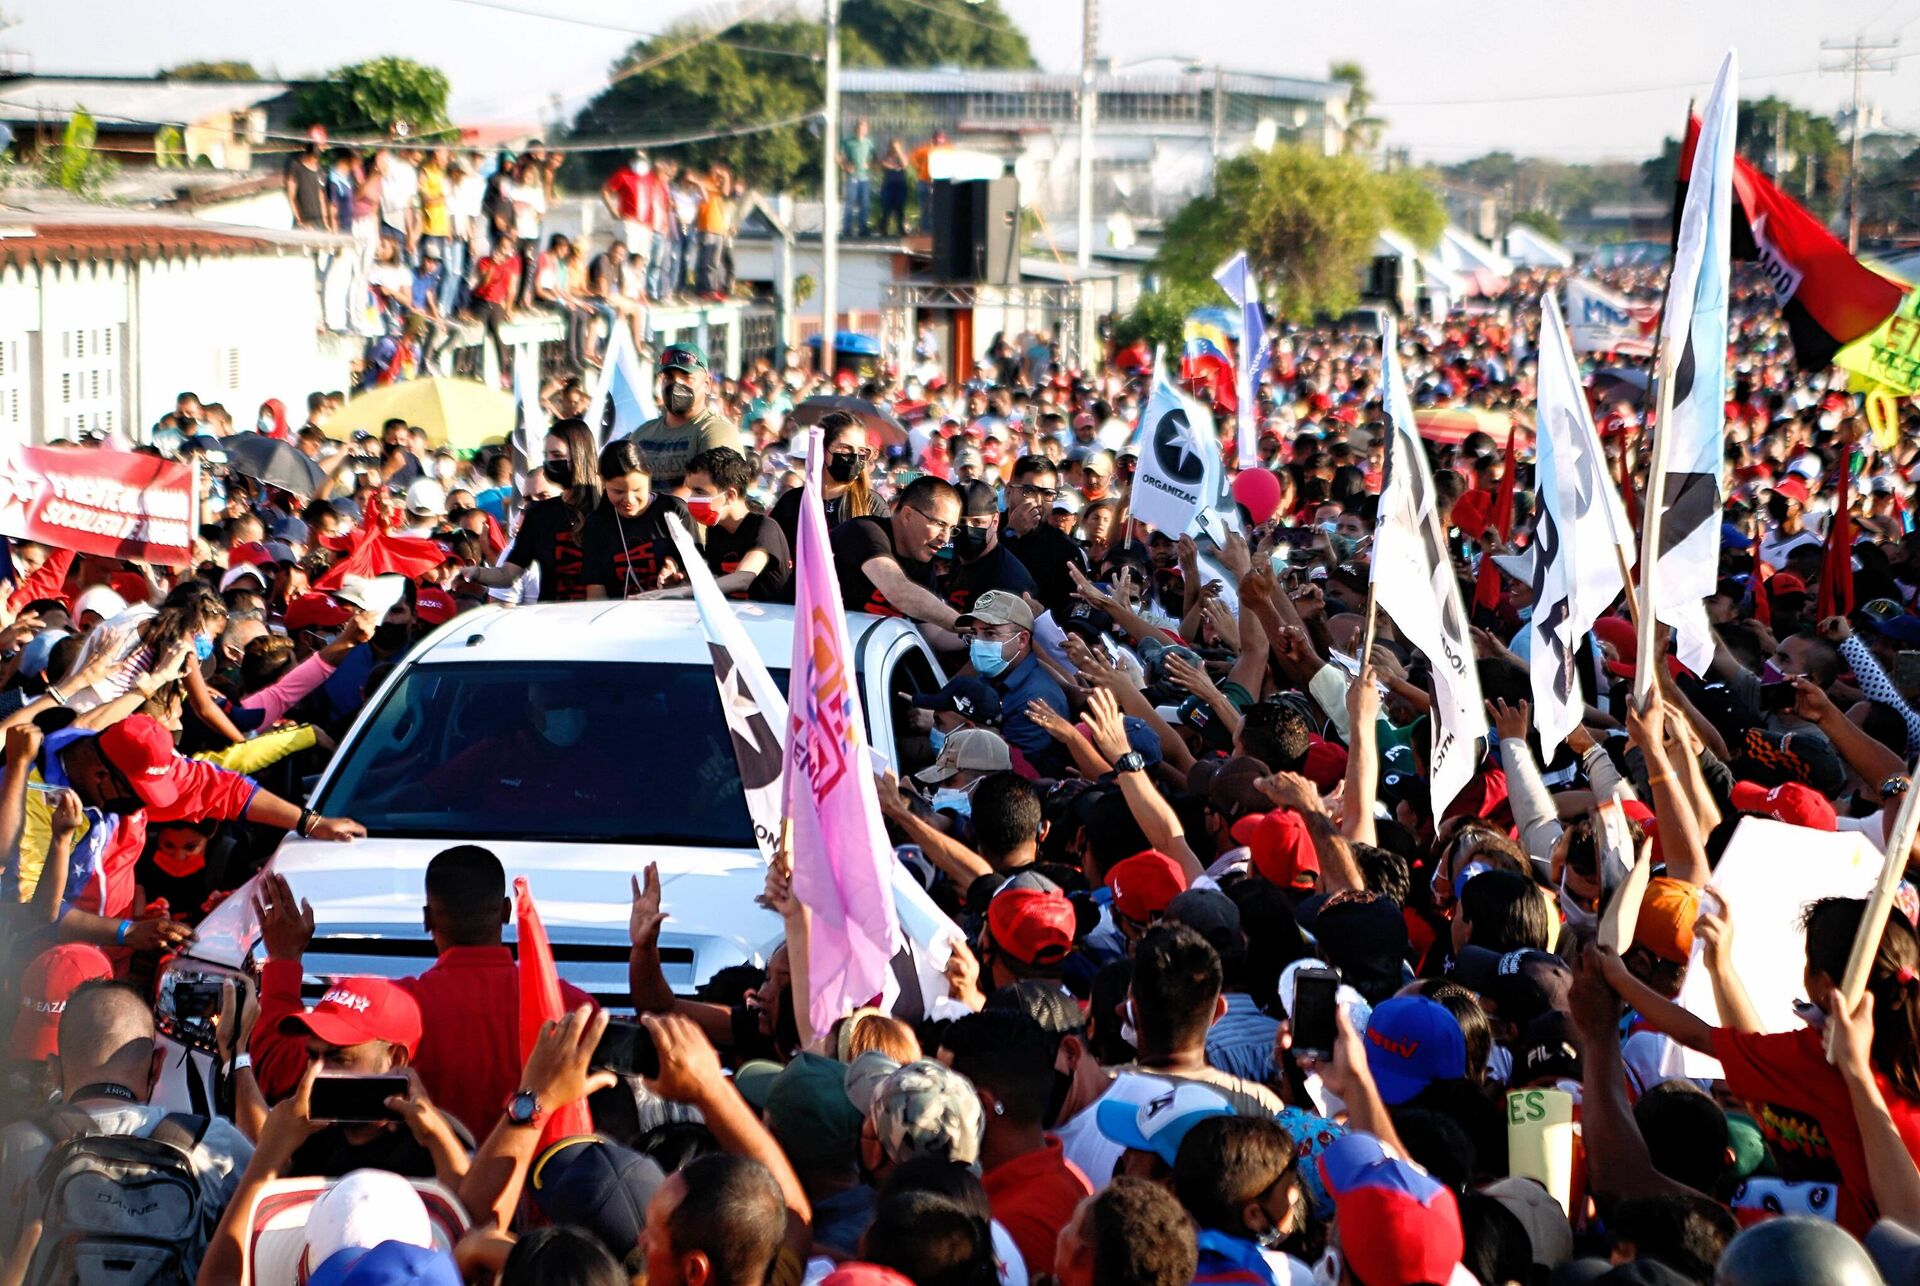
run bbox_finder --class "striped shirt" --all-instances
[1207,992,1279,1087]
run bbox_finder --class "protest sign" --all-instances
[0,445,194,566]
[1565,278,1657,356]
[1507,1088,1577,1214]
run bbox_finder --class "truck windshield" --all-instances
[316,660,788,845]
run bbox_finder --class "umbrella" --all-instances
[221,432,326,499]
[1414,407,1519,448]
[329,377,518,450]
[790,395,908,448]
[1588,367,1651,407]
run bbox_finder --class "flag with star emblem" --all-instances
[1641,49,1735,688]
[668,512,788,861]
[586,317,655,447]
[1129,354,1221,539]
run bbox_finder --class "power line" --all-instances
[439,0,821,59]
[1822,32,1900,251]
[1377,65,1826,109]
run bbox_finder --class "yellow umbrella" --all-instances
[331,378,518,451]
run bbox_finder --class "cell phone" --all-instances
[1758,681,1796,713]
[592,1018,660,1079]
[308,1073,409,1124]
[1273,526,1319,549]
[171,981,224,1023]
[1290,967,1340,1061]
[1899,651,1920,691]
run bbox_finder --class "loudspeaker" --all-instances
[929,177,1020,284]
[1367,254,1402,302]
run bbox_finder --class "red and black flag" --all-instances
[1677,115,1904,371]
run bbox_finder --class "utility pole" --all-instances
[1821,33,1897,254]
[820,0,842,377]
[1209,65,1224,175]
[1076,0,1097,366]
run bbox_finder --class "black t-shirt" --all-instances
[134,832,236,925]
[507,495,590,602]
[579,494,692,598]
[831,515,935,617]
[1000,522,1088,616]
[770,484,891,555]
[703,512,792,602]
[939,540,1037,614]
[287,158,328,224]
[288,1122,440,1180]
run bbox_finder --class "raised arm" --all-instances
[627,864,735,1046]
[1341,667,1381,847]
[875,772,994,893]
[1083,688,1203,881]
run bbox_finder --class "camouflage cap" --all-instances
[871,1059,984,1167]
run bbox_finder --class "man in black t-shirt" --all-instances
[645,446,791,603]
[285,144,331,231]
[999,454,1088,616]
[940,480,1037,616]
[828,475,964,648]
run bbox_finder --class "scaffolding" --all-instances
[881,279,1085,378]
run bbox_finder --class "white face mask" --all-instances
[537,707,588,747]
[257,414,275,433]
[631,159,649,175]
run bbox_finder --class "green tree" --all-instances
[42,109,116,199]
[842,0,1034,68]
[1510,208,1563,240]
[153,125,186,168]
[163,60,263,81]
[292,57,451,139]
[1152,146,1399,320]
[1329,62,1386,154]
[1110,279,1219,352]
[1379,169,1445,248]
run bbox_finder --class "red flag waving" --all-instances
[514,877,593,1149]
[1751,532,1772,628]
[1473,429,1521,612]
[1679,116,1905,370]
[312,499,447,591]
[1817,459,1855,619]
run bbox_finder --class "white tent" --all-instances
[1439,226,1516,292]
[1504,224,1575,269]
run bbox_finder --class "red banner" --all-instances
[0,446,195,566]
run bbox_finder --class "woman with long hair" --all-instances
[769,410,888,552]
[1599,895,1920,1233]
[580,439,691,600]
[460,419,602,602]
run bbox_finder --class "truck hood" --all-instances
[187,836,782,999]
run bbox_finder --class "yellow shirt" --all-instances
[419,166,451,239]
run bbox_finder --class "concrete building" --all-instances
[838,65,1349,236]
[0,75,296,171]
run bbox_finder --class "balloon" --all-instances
[1231,467,1283,525]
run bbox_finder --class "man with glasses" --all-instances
[1000,455,1089,616]
[829,474,964,648]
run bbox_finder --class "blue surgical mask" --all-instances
[969,638,1009,677]
[193,633,214,662]
[539,707,588,747]
[931,787,972,816]
[929,726,948,754]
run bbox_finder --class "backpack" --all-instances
[21,1105,213,1286]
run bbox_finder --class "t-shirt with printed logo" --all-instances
[830,515,934,618]
[702,512,792,602]
[580,495,692,598]
[506,496,590,602]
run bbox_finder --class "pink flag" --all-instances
[785,428,902,1036]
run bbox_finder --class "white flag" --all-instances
[667,513,788,862]
[1530,293,1636,756]
[1644,50,1736,681]
[1373,320,1487,815]
[1130,354,1222,539]
[1213,252,1269,470]
[586,320,656,447]
[1565,278,1658,357]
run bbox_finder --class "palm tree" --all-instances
[1330,62,1387,155]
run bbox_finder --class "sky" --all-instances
[10,0,1920,164]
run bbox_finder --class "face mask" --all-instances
[687,494,723,527]
[953,525,989,560]
[539,707,589,748]
[825,454,861,485]
[193,633,214,663]
[436,459,457,482]
[372,622,411,652]
[1313,1249,1341,1286]
[1084,477,1109,500]
[257,414,275,433]
[969,637,1009,677]
[665,383,696,416]
[931,787,972,815]
[1330,533,1365,560]
[631,160,649,175]
[928,726,948,754]
[1761,659,1785,684]
[1559,873,1599,932]
[1044,1064,1074,1129]
[1254,1220,1288,1252]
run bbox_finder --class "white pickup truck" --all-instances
[152,600,948,1109]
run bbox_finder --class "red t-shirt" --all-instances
[981,1136,1092,1278]
[603,168,643,220]
[470,255,518,306]
[1713,1024,1920,1235]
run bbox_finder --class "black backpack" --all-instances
[21,1105,213,1286]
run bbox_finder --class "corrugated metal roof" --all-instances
[0,77,291,128]
[840,66,1348,104]
[0,210,347,266]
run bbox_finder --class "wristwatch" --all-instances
[1883,775,1912,799]
[1113,751,1147,775]
[505,1089,543,1128]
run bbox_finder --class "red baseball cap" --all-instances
[986,887,1076,967]
[1592,614,1683,681]
[1105,850,1189,925]
[1767,572,1810,601]
[96,714,184,810]
[228,541,274,568]
[1232,809,1319,890]
[279,976,423,1055]
[1730,780,1836,831]
[1319,1135,1465,1285]
[1772,476,1810,506]
[283,592,354,632]
[413,585,457,626]
[7,944,114,1060]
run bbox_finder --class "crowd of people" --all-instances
[4,259,1920,1286]
[288,141,747,385]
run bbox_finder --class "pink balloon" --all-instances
[1231,467,1283,525]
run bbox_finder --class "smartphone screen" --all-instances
[592,1018,660,1079]
[1758,681,1795,713]
[1290,968,1340,1060]
[308,1074,409,1124]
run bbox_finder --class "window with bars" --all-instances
[0,335,26,437]
[53,325,120,437]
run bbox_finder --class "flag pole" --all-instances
[1831,762,1920,1059]
[1359,577,1381,663]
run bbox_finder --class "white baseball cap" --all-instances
[71,585,128,622]
[304,1169,432,1269]
[404,477,447,517]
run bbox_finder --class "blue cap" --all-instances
[530,1136,665,1260]
[1720,521,1753,551]
[1095,1081,1234,1167]
[1863,613,1920,645]
[1362,996,1467,1105]
[1122,715,1164,766]
[18,628,69,680]
[910,677,1003,727]
[309,1242,460,1286]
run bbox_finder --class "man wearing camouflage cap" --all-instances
[844,1051,985,1180]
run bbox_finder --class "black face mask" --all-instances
[825,454,862,485]
[1044,1064,1074,1129]
[665,384,696,416]
[953,525,990,561]
[372,622,411,653]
